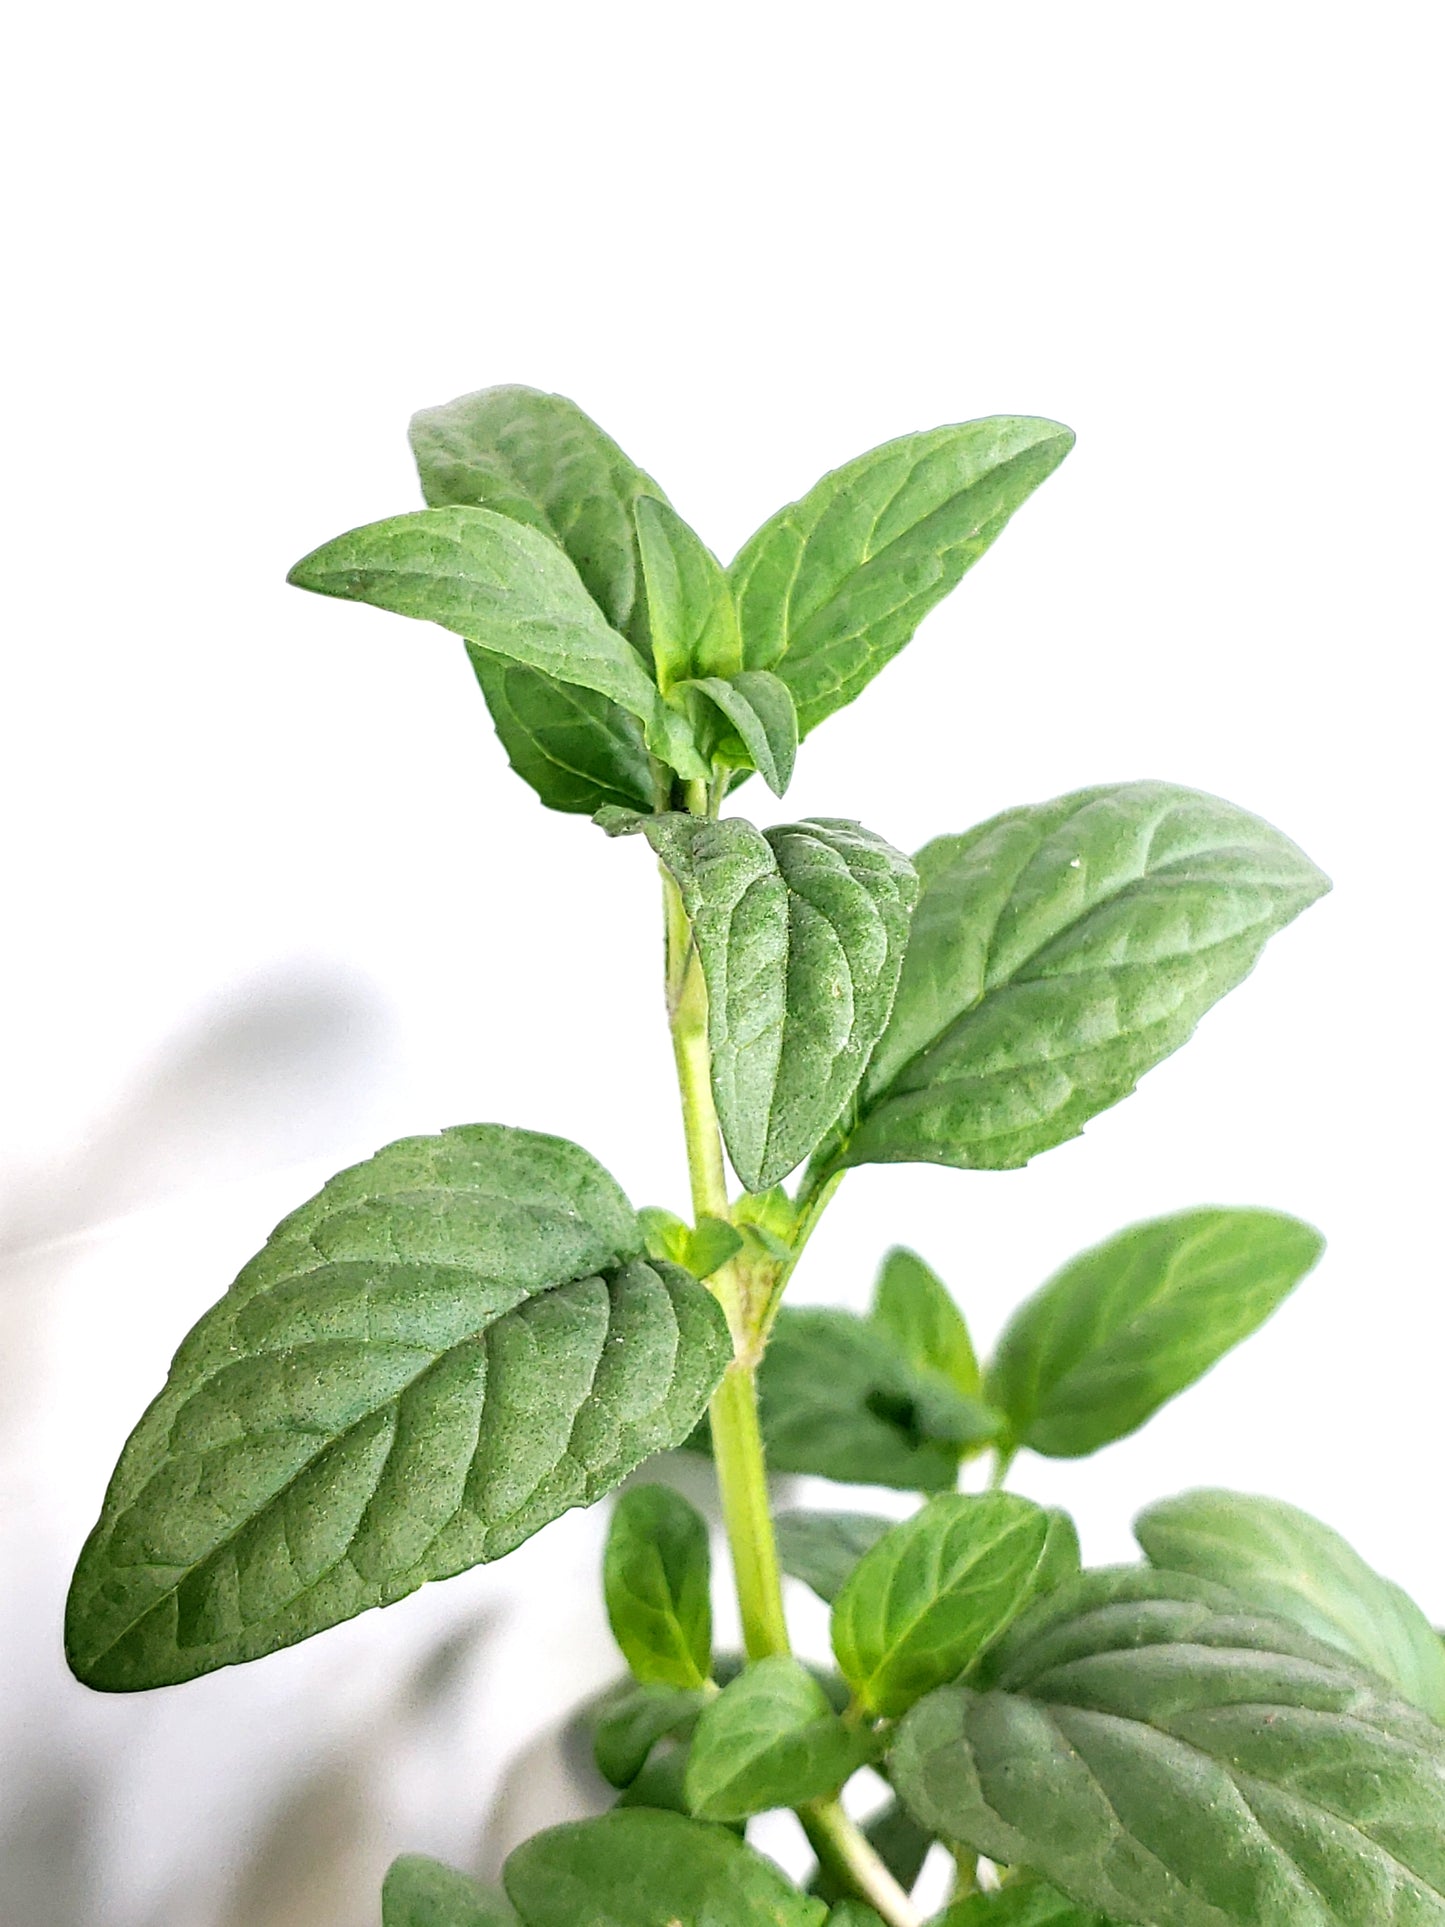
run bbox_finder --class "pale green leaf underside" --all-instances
[383,1853,519,1926]
[635,492,742,687]
[839,781,1330,1172]
[775,1510,894,1604]
[604,1484,713,1691]
[832,1493,1049,1716]
[642,813,918,1190]
[986,1207,1324,1457]
[685,1655,869,1820]
[684,671,799,796]
[872,1245,982,1399]
[1137,1488,1445,1723]
[892,1567,1445,1927]
[503,1808,829,1926]
[66,1126,728,1691]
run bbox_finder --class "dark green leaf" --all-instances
[986,1207,1324,1457]
[836,782,1330,1173]
[871,1247,981,1400]
[383,1854,518,1926]
[832,1493,1049,1717]
[467,656,655,816]
[634,493,742,687]
[592,1680,706,1788]
[641,814,918,1190]
[503,1808,829,1926]
[826,1907,886,1926]
[1136,1488,1445,1722]
[65,1126,729,1691]
[809,1801,933,1907]
[776,1510,894,1604]
[892,1566,1445,1927]
[288,505,706,779]
[730,417,1074,737]
[683,671,799,796]
[604,1485,713,1690]
[685,1655,872,1820]
[939,1881,1111,1925]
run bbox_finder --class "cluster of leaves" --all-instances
[64,387,1445,1927]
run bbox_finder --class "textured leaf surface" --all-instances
[837,782,1330,1172]
[1137,1488,1445,1722]
[604,1484,713,1690]
[684,671,799,796]
[66,1126,729,1690]
[685,1656,871,1819]
[776,1510,894,1604]
[871,1246,981,1399]
[987,1208,1324,1457]
[730,418,1074,736]
[892,1567,1445,1927]
[832,1493,1049,1716]
[755,1309,1003,1491]
[467,655,655,815]
[592,1680,706,1788]
[642,813,917,1190]
[383,1854,518,1926]
[504,1807,829,1926]
[288,505,705,778]
[635,493,742,686]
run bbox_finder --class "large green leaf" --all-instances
[503,1808,829,1926]
[871,1246,981,1400]
[832,782,1330,1173]
[604,1484,713,1690]
[383,1854,518,1926]
[729,418,1074,737]
[832,1493,1049,1717]
[65,1126,729,1691]
[775,1510,894,1604]
[891,1567,1445,1927]
[684,1655,872,1820]
[467,656,655,815]
[1136,1488,1445,1722]
[986,1208,1324,1457]
[640,813,918,1190]
[634,493,742,687]
[288,505,706,780]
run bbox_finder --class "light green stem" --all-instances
[801,1800,923,1927]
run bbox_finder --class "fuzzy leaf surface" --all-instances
[987,1208,1324,1457]
[891,1567,1445,1927]
[604,1484,713,1690]
[775,1510,894,1604]
[683,671,799,795]
[66,1126,728,1690]
[832,1493,1049,1716]
[837,782,1330,1172]
[685,1655,871,1820]
[642,813,917,1190]
[635,493,742,686]
[730,418,1074,736]
[871,1246,981,1399]
[383,1854,519,1926]
[1137,1488,1445,1722]
[503,1807,829,1926]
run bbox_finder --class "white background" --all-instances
[4,4,1441,1923]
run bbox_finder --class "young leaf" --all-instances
[637,1207,743,1281]
[287,505,706,780]
[640,813,918,1190]
[891,1567,1445,1927]
[604,1484,713,1691]
[66,1126,729,1691]
[591,1680,706,1789]
[939,1882,1111,1925]
[832,1493,1049,1717]
[1033,1508,1083,1596]
[682,671,799,796]
[503,1808,829,1926]
[684,1655,872,1820]
[775,1510,894,1604]
[871,1247,981,1399]
[986,1207,1324,1458]
[383,1854,518,1926]
[1136,1487,1445,1722]
[809,1801,933,1908]
[634,493,743,687]
[832,782,1330,1173]
[756,1309,1004,1491]
[730,418,1074,737]
[467,656,656,815]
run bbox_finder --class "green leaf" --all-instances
[729,417,1073,737]
[682,671,799,796]
[1034,1509,1083,1596]
[835,781,1330,1173]
[756,1309,1004,1491]
[891,1566,1445,1927]
[634,493,742,687]
[939,1881,1111,1925]
[832,1493,1049,1717]
[809,1801,933,1907]
[826,1907,886,1926]
[1136,1488,1445,1722]
[641,813,918,1190]
[604,1485,713,1690]
[986,1207,1325,1458]
[65,1126,729,1691]
[503,1808,829,1926]
[775,1510,894,1604]
[637,1208,743,1281]
[592,1680,706,1788]
[684,1655,872,1820]
[871,1247,981,1400]
[467,656,655,815]
[383,1854,518,1926]
[287,505,706,780]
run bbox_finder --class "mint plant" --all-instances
[65,386,1445,1927]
